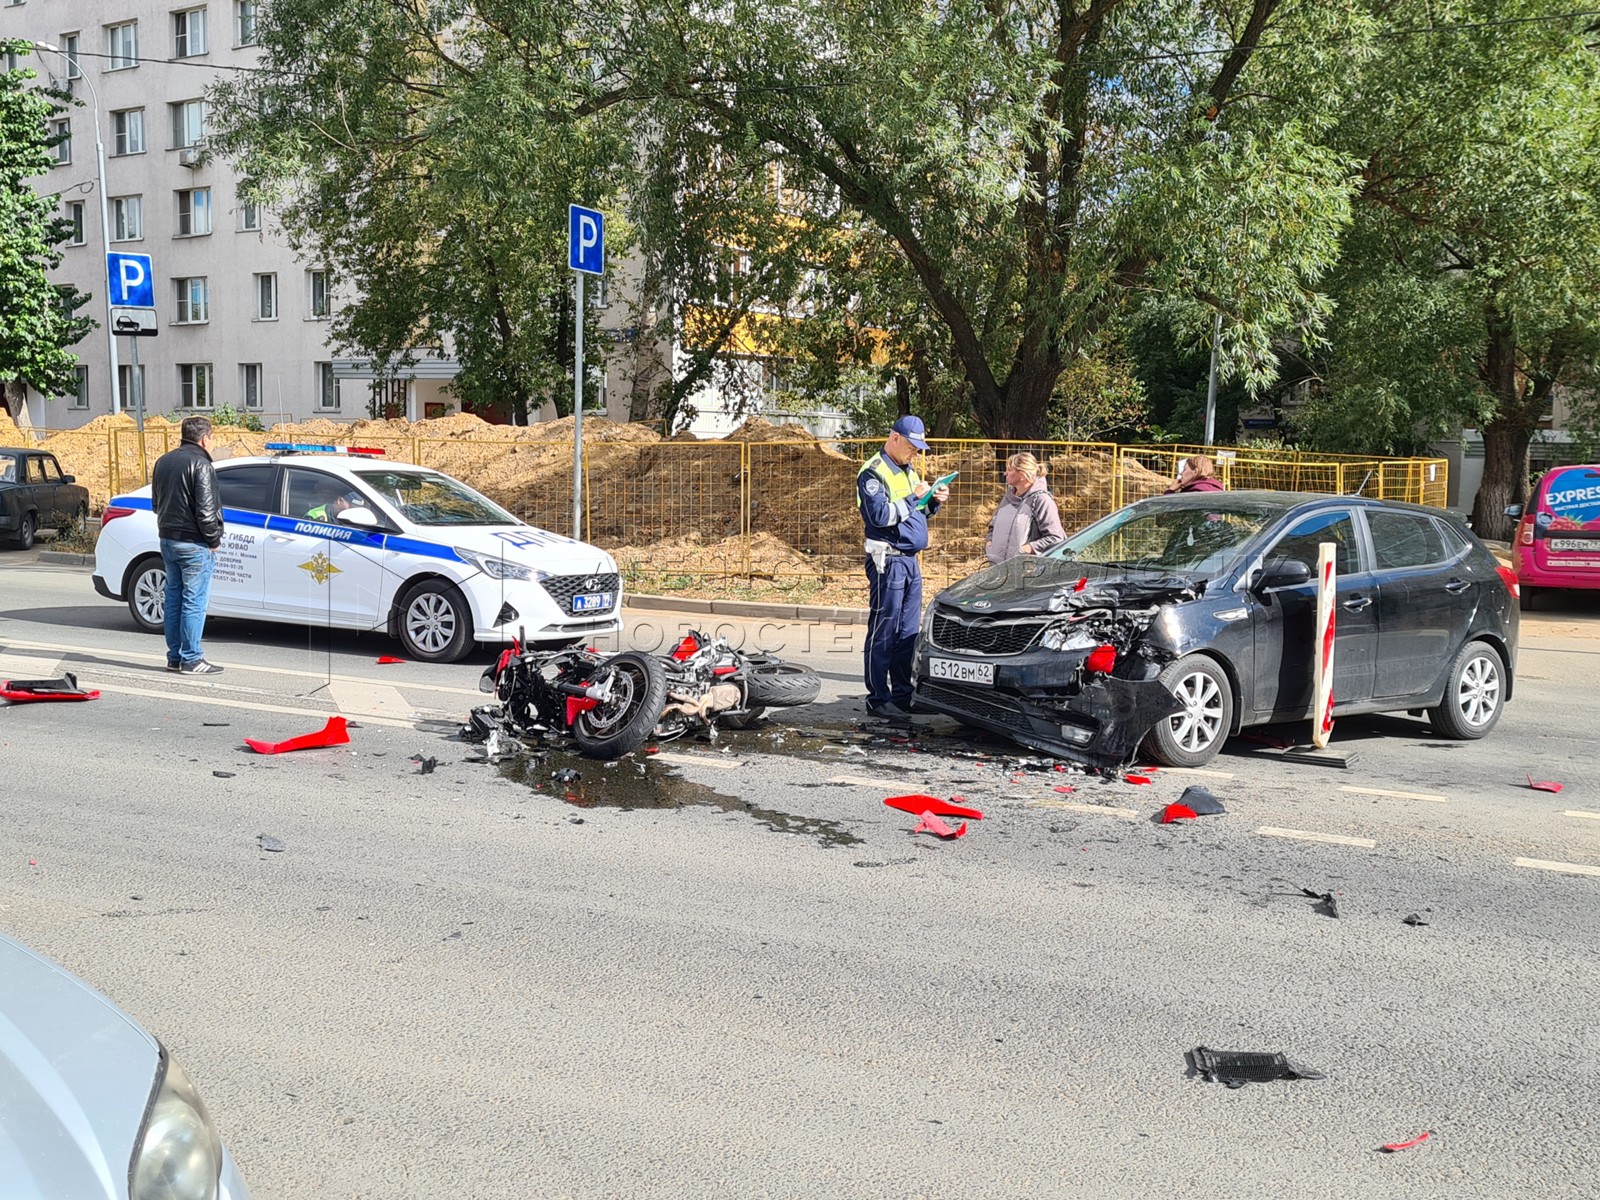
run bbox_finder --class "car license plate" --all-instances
[1548,538,1597,552]
[928,657,994,686]
[572,592,613,612]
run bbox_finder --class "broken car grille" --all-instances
[540,572,621,616]
[920,682,1025,728]
[930,611,1049,656]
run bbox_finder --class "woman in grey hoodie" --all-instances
[985,452,1067,564]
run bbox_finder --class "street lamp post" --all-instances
[33,41,121,416]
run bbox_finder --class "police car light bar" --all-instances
[264,442,388,456]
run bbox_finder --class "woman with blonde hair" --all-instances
[985,452,1067,564]
[1164,454,1224,493]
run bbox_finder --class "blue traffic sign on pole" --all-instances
[568,205,604,275]
[107,252,155,308]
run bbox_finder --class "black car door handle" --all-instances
[1444,579,1471,594]
[1342,595,1372,611]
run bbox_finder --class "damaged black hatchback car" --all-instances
[912,492,1519,767]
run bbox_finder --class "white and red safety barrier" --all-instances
[1311,542,1336,749]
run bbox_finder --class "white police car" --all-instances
[93,444,623,662]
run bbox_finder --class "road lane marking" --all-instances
[651,751,741,770]
[828,775,913,788]
[1030,798,1140,820]
[95,682,419,730]
[1339,785,1447,803]
[1514,857,1600,877]
[1152,767,1235,779]
[1257,826,1376,848]
[1564,811,1600,822]
[328,679,413,719]
[0,652,66,679]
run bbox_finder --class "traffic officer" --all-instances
[857,415,949,720]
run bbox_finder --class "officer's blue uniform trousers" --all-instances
[864,553,922,708]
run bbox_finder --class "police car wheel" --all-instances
[397,580,473,663]
[127,555,166,632]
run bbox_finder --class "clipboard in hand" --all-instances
[914,471,959,510]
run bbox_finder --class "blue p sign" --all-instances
[107,252,155,308]
[568,204,604,276]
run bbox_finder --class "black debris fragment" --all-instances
[568,816,585,825]
[443,930,462,941]
[1190,1046,1325,1088]
[411,755,437,775]
[212,770,236,779]
[1177,785,1227,816]
[257,834,286,853]
[202,722,231,727]
[1301,887,1340,918]
[1402,913,1430,927]
[552,767,581,784]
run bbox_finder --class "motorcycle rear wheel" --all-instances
[741,657,822,709]
[572,652,669,759]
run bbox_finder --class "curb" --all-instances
[627,593,869,625]
[36,551,95,567]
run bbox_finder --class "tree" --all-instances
[1304,1,1600,536]
[0,42,93,400]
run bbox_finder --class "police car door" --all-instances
[262,467,389,628]
[207,462,278,611]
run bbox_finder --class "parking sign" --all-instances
[568,205,604,275]
[107,252,155,309]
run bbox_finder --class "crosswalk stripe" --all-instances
[1514,857,1600,877]
[1257,826,1376,848]
[1339,785,1447,803]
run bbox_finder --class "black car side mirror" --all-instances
[1504,504,1523,520]
[61,474,76,484]
[1253,555,1313,590]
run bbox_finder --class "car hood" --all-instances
[449,527,617,575]
[937,555,1205,616]
[0,934,157,1199]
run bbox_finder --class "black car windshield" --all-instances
[354,470,517,527]
[1049,497,1282,576]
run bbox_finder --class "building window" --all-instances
[170,100,205,149]
[64,366,90,410]
[106,21,139,70]
[51,119,70,164]
[307,269,330,318]
[254,273,277,319]
[111,108,144,155]
[240,363,262,410]
[314,362,338,411]
[173,8,207,57]
[64,201,85,245]
[117,364,145,409]
[174,277,209,323]
[111,195,142,241]
[236,1,258,46]
[178,364,214,409]
[175,187,212,236]
[61,34,81,79]
[238,198,261,231]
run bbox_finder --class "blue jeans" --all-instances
[161,539,216,666]
[863,554,922,707]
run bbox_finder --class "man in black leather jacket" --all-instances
[150,416,225,674]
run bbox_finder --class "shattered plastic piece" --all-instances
[244,716,350,755]
[257,834,286,853]
[1053,785,1076,794]
[552,767,581,784]
[1302,888,1340,918]
[1527,774,1564,793]
[417,756,437,775]
[1401,913,1430,927]
[1160,804,1198,823]
[0,673,100,702]
[1176,785,1226,816]
[201,722,231,727]
[883,795,984,820]
[212,771,236,779]
[912,811,967,839]
[376,655,406,664]
[1191,1046,1325,1088]
[1380,1131,1432,1153]
[1124,774,1154,785]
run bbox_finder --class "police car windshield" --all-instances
[355,470,517,527]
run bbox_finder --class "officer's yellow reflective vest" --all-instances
[855,452,921,512]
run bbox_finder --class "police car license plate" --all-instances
[1548,538,1597,552]
[928,657,994,686]
[572,593,613,612]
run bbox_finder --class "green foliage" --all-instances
[0,42,93,397]
[210,403,265,432]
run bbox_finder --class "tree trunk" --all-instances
[1470,300,1536,541]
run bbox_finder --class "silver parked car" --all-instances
[0,930,251,1199]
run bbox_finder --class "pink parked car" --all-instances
[1508,464,1600,607]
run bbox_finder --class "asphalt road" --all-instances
[2,552,1597,1199]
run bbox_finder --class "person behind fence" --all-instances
[857,415,950,720]
[986,452,1066,564]
[1165,454,1225,493]
[150,416,224,675]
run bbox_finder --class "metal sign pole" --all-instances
[573,270,584,542]
[1311,542,1335,750]
[127,334,148,485]
[1204,310,1222,446]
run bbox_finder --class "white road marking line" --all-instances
[828,775,913,789]
[650,751,742,770]
[328,680,412,719]
[1151,766,1235,779]
[1030,798,1140,820]
[95,682,418,730]
[1339,785,1447,803]
[1564,810,1600,822]
[1257,826,1376,848]
[1514,857,1600,877]
[0,653,66,680]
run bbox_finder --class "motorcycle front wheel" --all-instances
[572,652,669,759]
[741,656,822,709]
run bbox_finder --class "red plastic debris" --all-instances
[28,859,38,867]
[645,746,659,755]
[1054,764,1068,772]
[670,635,699,661]
[1053,785,1076,794]
[0,679,100,702]
[1125,774,1154,785]
[1380,1131,1432,1153]
[375,655,406,664]
[1527,775,1564,793]
[565,696,599,725]
[243,716,350,755]
[1073,576,1088,592]
[884,795,984,820]
[1084,645,1117,674]
[1160,803,1199,823]
[912,810,967,839]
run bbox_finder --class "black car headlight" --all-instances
[130,1049,224,1200]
